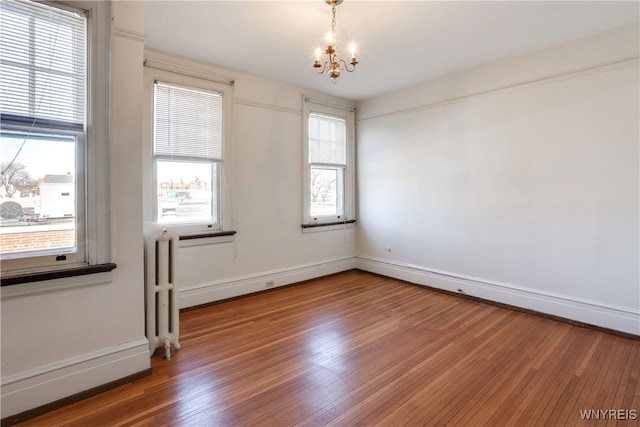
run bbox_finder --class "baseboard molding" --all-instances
[179,256,357,308]
[356,255,640,336]
[1,368,151,427]
[1,338,150,420]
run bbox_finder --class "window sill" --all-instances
[179,230,236,248]
[1,263,117,300]
[301,220,355,233]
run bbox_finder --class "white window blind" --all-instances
[154,81,223,160]
[0,0,86,128]
[309,113,346,165]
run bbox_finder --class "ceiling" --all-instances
[144,1,640,102]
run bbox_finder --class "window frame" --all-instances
[302,98,355,227]
[0,0,111,281]
[144,65,234,237]
[0,127,86,264]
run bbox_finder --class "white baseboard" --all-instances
[356,255,640,336]
[179,256,357,308]
[1,338,150,419]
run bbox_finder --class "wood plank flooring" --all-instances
[15,270,640,426]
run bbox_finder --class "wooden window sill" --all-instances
[178,230,237,248]
[178,230,237,240]
[301,219,356,229]
[1,263,117,287]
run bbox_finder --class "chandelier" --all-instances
[313,0,358,82]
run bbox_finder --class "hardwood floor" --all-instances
[15,270,640,426]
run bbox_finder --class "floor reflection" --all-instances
[173,370,228,425]
[302,320,353,408]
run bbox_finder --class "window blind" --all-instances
[308,113,346,165]
[0,0,86,127]
[154,81,223,160]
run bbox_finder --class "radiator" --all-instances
[144,223,181,360]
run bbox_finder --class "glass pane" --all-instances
[309,113,346,165]
[157,160,216,225]
[310,166,343,217]
[0,132,77,259]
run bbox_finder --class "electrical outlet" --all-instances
[266,280,275,288]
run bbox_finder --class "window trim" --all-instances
[0,0,111,279]
[0,126,86,267]
[143,61,234,238]
[302,97,355,227]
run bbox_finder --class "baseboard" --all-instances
[179,256,357,308]
[356,255,640,336]
[1,338,150,420]
[1,368,151,427]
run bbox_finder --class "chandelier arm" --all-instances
[339,59,356,73]
[315,61,331,75]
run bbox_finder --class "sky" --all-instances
[0,134,75,179]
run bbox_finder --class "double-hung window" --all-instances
[303,99,355,226]
[150,74,231,235]
[0,0,110,279]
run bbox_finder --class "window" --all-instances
[303,99,355,226]
[0,0,110,279]
[147,70,232,236]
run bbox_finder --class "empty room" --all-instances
[1,0,638,425]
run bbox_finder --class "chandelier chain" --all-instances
[331,4,337,42]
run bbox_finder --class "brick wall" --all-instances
[0,229,75,255]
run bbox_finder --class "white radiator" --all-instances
[144,223,181,360]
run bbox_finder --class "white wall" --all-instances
[355,23,640,335]
[1,2,149,418]
[141,53,356,308]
